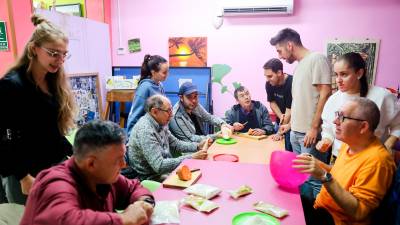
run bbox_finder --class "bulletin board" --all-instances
[69,73,102,126]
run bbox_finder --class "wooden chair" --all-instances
[102,89,135,128]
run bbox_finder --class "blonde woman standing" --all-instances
[0,15,76,204]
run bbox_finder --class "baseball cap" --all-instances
[178,82,198,95]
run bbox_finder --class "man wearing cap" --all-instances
[169,82,231,142]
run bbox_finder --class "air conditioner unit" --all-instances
[220,0,293,17]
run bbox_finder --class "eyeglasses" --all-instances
[335,111,365,123]
[157,107,173,114]
[41,47,71,59]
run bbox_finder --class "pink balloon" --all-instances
[270,151,309,189]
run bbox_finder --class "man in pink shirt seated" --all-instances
[20,120,155,225]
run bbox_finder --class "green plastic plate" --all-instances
[216,138,237,145]
[232,212,280,225]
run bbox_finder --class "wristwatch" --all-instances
[142,197,156,207]
[321,171,333,183]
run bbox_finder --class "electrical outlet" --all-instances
[117,47,125,55]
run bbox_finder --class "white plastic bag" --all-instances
[253,201,289,218]
[150,201,180,225]
[228,185,253,199]
[182,195,219,213]
[183,183,221,199]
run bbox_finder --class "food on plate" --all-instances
[247,128,254,135]
[222,126,233,139]
[176,165,192,181]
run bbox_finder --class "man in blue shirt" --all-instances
[225,86,274,136]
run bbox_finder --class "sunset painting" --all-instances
[168,37,207,67]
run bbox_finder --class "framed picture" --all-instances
[128,38,141,53]
[68,73,102,126]
[326,39,380,92]
[50,3,82,17]
[169,37,207,67]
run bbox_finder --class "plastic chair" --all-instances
[141,180,161,192]
[0,203,25,225]
[65,128,78,145]
[114,180,160,213]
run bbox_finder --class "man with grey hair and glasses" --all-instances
[293,97,396,225]
[128,94,209,182]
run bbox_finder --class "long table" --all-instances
[207,134,285,164]
[154,159,306,225]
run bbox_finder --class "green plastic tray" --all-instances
[232,211,280,225]
[216,138,237,145]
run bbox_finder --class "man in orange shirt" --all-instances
[294,97,396,225]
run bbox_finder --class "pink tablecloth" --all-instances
[153,159,306,225]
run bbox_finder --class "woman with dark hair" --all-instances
[126,55,169,136]
[317,52,400,158]
[0,15,77,203]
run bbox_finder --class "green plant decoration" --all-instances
[211,64,241,96]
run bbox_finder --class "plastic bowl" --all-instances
[270,151,309,189]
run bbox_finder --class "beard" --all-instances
[186,104,196,110]
[286,55,296,64]
[183,102,196,111]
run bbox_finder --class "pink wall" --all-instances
[85,0,104,22]
[1,0,111,77]
[11,0,34,56]
[0,0,32,76]
[112,0,400,116]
